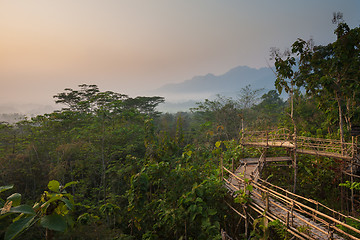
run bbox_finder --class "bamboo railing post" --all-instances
[244,163,247,177]
[232,158,234,173]
[314,203,318,222]
[290,201,294,227]
[328,223,334,239]
[351,136,355,214]
[264,191,269,228]
[286,211,290,228]
[263,148,267,175]
[221,229,226,240]
[293,128,298,194]
[266,130,269,147]
[341,171,344,212]
[244,206,248,238]
[220,155,224,181]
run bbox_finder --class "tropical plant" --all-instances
[0,180,76,240]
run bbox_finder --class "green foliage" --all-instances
[296,225,311,235]
[191,86,285,141]
[336,218,360,238]
[0,185,14,194]
[234,180,253,205]
[2,62,360,240]
[53,84,164,117]
[40,214,67,232]
[123,151,226,239]
[268,220,291,240]
[1,180,76,240]
[48,180,60,193]
[339,181,360,190]
[251,216,269,240]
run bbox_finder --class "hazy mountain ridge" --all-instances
[155,65,276,94]
[0,66,278,115]
[153,65,277,112]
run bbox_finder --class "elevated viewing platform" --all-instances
[220,128,360,239]
[241,128,358,161]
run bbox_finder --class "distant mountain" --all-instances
[156,66,275,96]
[152,65,277,112]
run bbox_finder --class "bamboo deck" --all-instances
[243,141,353,160]
[222,129,360,238]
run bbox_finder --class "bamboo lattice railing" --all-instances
[241,129,358,159]
[296,136,354,158]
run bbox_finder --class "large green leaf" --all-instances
[63,181,78,190]
[4,216,36,240]
[9,205,35,215]
[0,185,14,194]
[48,180,60,193]
[7,193,21,207]
[40,214,67,232]
[61,198,73,211]
[41,195,62,210]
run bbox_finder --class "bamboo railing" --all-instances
[223,166,360,240]
[241,129,358,160]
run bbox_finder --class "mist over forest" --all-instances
[1,13,360,240]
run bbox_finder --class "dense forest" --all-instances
[1,17,360,240]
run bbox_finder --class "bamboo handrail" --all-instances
[223,166,360,238]
[248,199,310,240]
[253,179,360,235]
[225,201,246,218]
[241,128,358,159]
[257,178,360,224]
[235,128,360,239]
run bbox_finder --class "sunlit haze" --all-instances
[0,0,359,113]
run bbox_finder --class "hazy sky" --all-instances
[0,0,359,108]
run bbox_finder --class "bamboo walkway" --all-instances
[222,156,360,240]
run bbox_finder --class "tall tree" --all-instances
[284,16,360,143]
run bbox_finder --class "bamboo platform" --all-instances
[241,128,357,161]
[243,141,353,160]
[222,156,360,240]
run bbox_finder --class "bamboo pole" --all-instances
[342,171,360,178]
[223,167,245,183]
[223,178,240,192]
[220,155,224,181]
[233,178,323,235]
[226,165,358,225]
[223,151,360,238]
[244,206,248,238]
[232,157,234,173]
[351,136,355,214]
[252,186,347,239]
[264,191,269,228]
[225,201,246,219]
[249,200,309,240]
[248,177,360,235]
[252,190,331,239]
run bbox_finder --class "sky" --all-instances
[0,0,359,111]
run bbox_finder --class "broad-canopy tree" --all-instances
[272,15,360,142]
[54,84,164,117]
